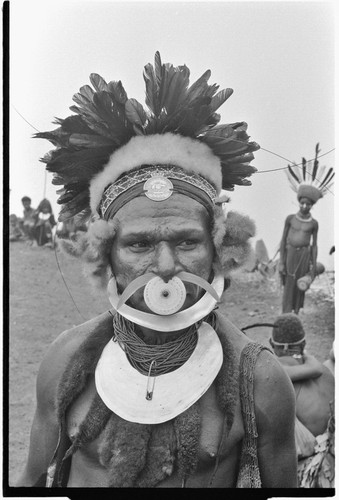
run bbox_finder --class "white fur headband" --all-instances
[89,133,222,215]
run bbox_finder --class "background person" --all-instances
[21,196,37,244]
[269,313,334,486]
[34,198,56,247]
[279,144,334,314]
[9,214,25,241]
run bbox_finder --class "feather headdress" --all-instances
[35,51,260,222]
[286,143,334,204]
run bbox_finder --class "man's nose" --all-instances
[153,243,181,280]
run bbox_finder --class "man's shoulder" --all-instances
[51,310,113,350]
[216,310,292,402]
[36,311,113,398]
[215,308,255,354]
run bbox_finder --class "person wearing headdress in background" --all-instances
[269,313,334,488]
[17,53,297,489]
[279,144,334,314]
[34,198,57,247]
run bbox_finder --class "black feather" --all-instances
[107,81,128,105]
[90,73,108,92]
[319,167,334,188]
[287,165,301,184]
[143,63,160,116]
[36,52,260,220]
[302,157,307,181]
[312,143,320,181]
[125,98,147,128]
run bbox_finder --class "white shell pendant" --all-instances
[95,322,223,424]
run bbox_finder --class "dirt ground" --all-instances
[7,240,335,486]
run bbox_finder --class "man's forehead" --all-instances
[114,194,209,221]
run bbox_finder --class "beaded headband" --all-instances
[270,337,305,347]
[99,165,218,220]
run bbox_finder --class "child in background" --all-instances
[34,199,56,247]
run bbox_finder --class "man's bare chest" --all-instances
[65,376,244,487]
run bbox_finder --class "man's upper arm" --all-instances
[280,354,323,382]
[18,402,59,485]
[254,350,298,488]
[16,337,67,486]
[312,220,319,246]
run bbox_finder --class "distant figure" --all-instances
[279,194,318,313]
[269,313,334,489]
[9,214,25,241]
[34,198,56,247]
[21,196,36,243]
[279,144,334,314]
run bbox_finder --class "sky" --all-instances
[9,0,336,269]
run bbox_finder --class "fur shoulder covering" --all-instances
[213,209,256,276]
[54,318,243,487]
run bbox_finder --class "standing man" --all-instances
[279,144,334,313]
[17,53,297,489]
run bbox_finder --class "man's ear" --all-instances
[213,209,256,276]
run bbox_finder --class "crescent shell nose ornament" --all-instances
[107,272,224,332]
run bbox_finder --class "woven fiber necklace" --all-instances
[112,313,200,376]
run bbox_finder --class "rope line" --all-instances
[258,147,335,171]
[11,105,40,132]
[53,226,86,321]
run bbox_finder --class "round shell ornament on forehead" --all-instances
[144,175,173,201]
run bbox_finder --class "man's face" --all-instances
[270,338,305,358]
[110,194,214,313]
[23,200,31,210]
[299,197,313,215]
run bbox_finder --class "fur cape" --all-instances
[53,312,241,487]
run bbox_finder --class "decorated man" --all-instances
[17,53,297,489]
[279,144,334,313]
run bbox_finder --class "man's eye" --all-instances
[179,240,197,248]
[130,241,150,250]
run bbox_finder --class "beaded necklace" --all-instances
[295,213,313,223]
[113,313,201,376]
